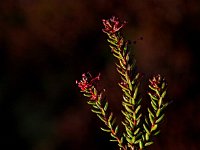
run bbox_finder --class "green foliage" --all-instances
[76,17,170,150]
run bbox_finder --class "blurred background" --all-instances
[0,0,200,150]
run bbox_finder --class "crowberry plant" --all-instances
[76,16,170,150]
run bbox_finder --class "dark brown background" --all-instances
[0,0,200,150]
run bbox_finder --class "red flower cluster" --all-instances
[76,72,100,100]
[149,74,163,91]
[102,16,127,34]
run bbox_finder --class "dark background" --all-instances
[0,0,200,150]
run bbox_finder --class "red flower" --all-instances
[76,73,90,91]
[76,73,101,101]
[90,92,97,100]
[76,73,100,92]
[149,74,162,90]
[102,16,127,34]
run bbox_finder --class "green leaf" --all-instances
[132,86,139,104]
[116,68,125,77]
[143,124,150,134]
[142,134,145,141]
[156,114,165,124]
[108,121,112,128]
[92,105,98,109]
[121,110,129,118]
[135,105,141,114]
[158,97,163,107]
[108,113,113,122]
[161,81,166,89]
[132,112,136,121]
[128,79,132,91]
[110,139,118,142]
[124,90,132,99]
[131,79,135,85]
[136,118,141,126]
[134,73,141,80]
[119,59,126,69]
[160,102,169,112]
[156,108,161,117]
[110,47,119,55]
[118,144,123,148]
[145,117,149,125]
[83,93,91,97]
[125,126,132,137]
[93,88,97,95]
[113,53,122,60]
[111,118,117,126]
[124,104,134,113]
[110,132,117,138]
[149,113,154,125]
[137,97,142,105]
[161,90,166,98]
[151,101,157,111]
[131,136,136,143]
[87,101,96,105]
[131,98,135,105]
[149,85,158,93]
[115,62,121,69]
[154,130,160,136]
[96,101,101,108]
[148,108,154,118]
[136,113,142,121]
[134,139,141,144]
[122,120,128,126]
[91,109,101,114]
[148,92,158,101]
[151,124,158,131]
[151,98,157,107]
[126,117,134,127]
[109,45,115,50]
[115,125,119,134]
[101,108,105,116]
[129,120,135,129]
[97,114,105,123]
[104,101,109,111]
[118,83,130,93]
[139,140,143,149]
[145,141,154,146]
[107,39,118,46]
[145,132,149,141]
[126,137,132,144]
[135,132,142,142]
[108,34,117,40]
[100,127,111,132]
[120,137,124,143]
[122,101,132,107]
[110,132,116,138]
[134,128,140,135]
